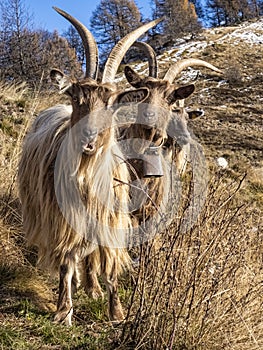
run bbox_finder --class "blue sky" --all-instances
[24,0,152,33]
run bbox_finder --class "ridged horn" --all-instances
[164,58,223,83]
[130,42,158,78]
[102,18,163,83]
[53,7,99,80]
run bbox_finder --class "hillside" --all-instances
[120,17,263,169]
[0,18,262,350]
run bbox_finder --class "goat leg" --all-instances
[84,253,104,299]
[54,253,76,326]
[102,258,124,321]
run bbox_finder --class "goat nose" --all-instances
[143,111,155,120]
[82,128,98,139]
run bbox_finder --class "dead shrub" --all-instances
[117,172,263,350]
[225,65,243,86]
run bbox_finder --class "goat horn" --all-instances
[102,18,163,83]
[130,42,158,78]
[164,58,223,83]
[53,7,99,80]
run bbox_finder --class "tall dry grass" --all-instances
[118,171,263,349]
[0,81,29,265]
[0,79,57,269]
[0,78,63,206]
[0,81,60,322]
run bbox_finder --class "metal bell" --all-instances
[142,147,164,178]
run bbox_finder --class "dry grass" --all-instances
[118,172,263,349]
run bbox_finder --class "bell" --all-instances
[142,147,164,178]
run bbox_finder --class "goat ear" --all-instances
[124,66,143,88]
[114,88,149,105]
[166,84,195,105]
[187,109,204,120]
[50,69,72,95]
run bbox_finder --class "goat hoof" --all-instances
[54,309,73,326]
[109,307,124,322]
[85,287,104,300]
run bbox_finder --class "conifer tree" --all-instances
[90,0,142,63]
[205,0,260,26]
[151,0,202,42]
[63,26,85,67]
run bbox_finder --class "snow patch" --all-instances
[216,157,228,169]
[218,19,263,44]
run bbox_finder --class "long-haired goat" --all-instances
[122,45,222,231]
[18,7,161,325]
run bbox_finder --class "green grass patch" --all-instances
[0,297,114,350]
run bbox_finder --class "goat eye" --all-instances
[72,96,79,103]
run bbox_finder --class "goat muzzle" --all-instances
[81,129,98,154]
[141,110,157,128]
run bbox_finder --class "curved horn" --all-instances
[130,42,158,78]
[102,18,163,83]
[53,7,99,80]
[164,58,223,83]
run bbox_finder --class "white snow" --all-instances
[218,18,263,44]
[216,157,228,169]
[231,31,263,44]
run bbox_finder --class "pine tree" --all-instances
[90,0,142,63]
[166,0,201,39]
[258,0,263,15]
[63,26,85,67]
[205,0,260,26]
[151,0,202,42]
[151,0,166,18]
[190,0,204,19]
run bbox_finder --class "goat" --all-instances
[121,46,222,235]
[18,7,161,325]
[124,57,222,157]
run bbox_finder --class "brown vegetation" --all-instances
[0,19,262,349]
